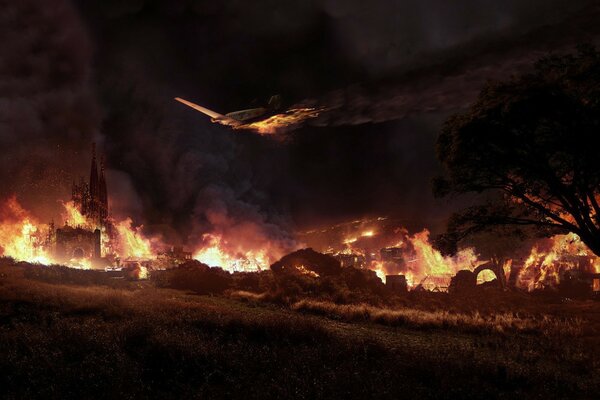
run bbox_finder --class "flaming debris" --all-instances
[299,217,482,290]
[192,233,270,272]
[517,233,600,291]
[298,216,600,293]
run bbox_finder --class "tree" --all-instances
[435,45,600,256]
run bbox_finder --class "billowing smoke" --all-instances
[0,0,100,221]
[95,74,298,256]
[305,0,600,126]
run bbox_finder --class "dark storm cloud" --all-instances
[306,0,600,126]
[320,0,589,74]
[0,0,100,220]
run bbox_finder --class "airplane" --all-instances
[174,95,283,128]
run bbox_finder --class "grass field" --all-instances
[1,261,599,399]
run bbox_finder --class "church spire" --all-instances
[89,142,100,219]
[99,154,108,220]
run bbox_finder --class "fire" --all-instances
[238,108,323,135]
[325,216,600,292]
[296,265,319,278]
[386,230,481,290]
[0,197,55,265]
[1,195,285,275]
[0,196,161,270]
[370,260,387,283]
[409,230,479,278]
[61,200,89,228]
[114,218,155,258]
[193,233,270,272]
[312,218,483,290]
[69,257,92,270]
[7,186,599,294]
[137,265,149,279]
[517,233,599,291]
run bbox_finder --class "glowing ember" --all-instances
[69,257,92,270]
[296,265,320,277]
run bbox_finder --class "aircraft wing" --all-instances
[174,97,240,126]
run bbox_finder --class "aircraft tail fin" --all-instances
[267,95,282,110]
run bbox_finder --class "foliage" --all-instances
[269,249,387,304]
[292,299,583,336]
[435,45,600,255]
[22,263,117,286]
[152,261,232,294]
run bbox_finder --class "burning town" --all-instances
[2,1,600,399]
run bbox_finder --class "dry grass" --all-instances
[291,299,584,336]
[228,290,269,302]
[2,261,600,399]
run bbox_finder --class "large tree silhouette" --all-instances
[435,46,600,255]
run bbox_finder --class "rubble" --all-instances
[271,248,342,277]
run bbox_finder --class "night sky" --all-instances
[2,0,599,248]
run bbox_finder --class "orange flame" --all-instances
[114,218,155,259]
[192,233,270,272]
[516,233,599,291]
[0,196,162,269]
[0,197,55,265]
[408,230,480,278]
[325,221,482,290]
[296,265,320,278]
[60,200,89,228]
[370,260,387,283]
[238,108,323,135]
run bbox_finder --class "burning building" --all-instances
[54,226,101,267]
[380,247,405,265]
[386,274,408,293]
[50,144,113,268]
[71,143,109,229]
[158,246,192,266]
[333,252,367,268]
